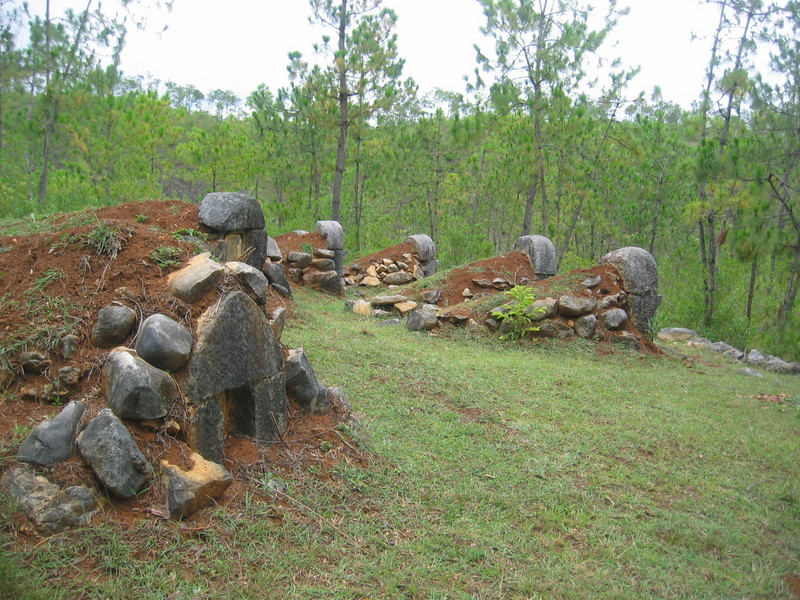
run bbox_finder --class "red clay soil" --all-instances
[273,230,328,254]
[350,241,418,269]
[0,200,363,533]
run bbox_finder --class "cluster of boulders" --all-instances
[2,193,350,531]
[657,327,800,376]
[277,221,347,296]
[344,234,439,288]
[345,245,661,349]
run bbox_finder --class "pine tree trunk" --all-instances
[331,0,349,223]
[747,258,757,323]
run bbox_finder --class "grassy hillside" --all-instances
[3,287,799,599]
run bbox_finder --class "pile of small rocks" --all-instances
[278,221,346,296]
[656,327,800,376]
[344,234,438,288]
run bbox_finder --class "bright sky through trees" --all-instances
[22,0,721,107]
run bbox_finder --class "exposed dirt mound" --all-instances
[350,241,418,269]
[273,230,327,254]
[0,200,363,531]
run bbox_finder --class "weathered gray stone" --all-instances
[303,270,345,296]
[245,229,270,270]
[747,349,765,364]
[512,235,558,277]
[271,307,287,342]
[723,348,745,361]
[370,294,408,305]
[199,192,265,232]
[266,236,283,261]
[225,261,269,304]
[1,466,97,533]
[189,398,225,464]
[599,308,627,330]
[135,314,193,372]
[601,247,662,331]
[404,234,437,262]
[167,253,225,304]
[422,259,440,277]
[533,320,575,339]
[310,258,336,271]
[383,271,414,285]
[762,355,790,372]
[782,362,800,374]
[406,310,439,332]
[60,334,80,360]
[102,348,177,420]
[77,409,150,499]
[377,318,403,327]
[17,401,85,466]
[163,452,233,520]
[575,314,597,338]
[657,327,699,342]
[422,290,441,304]
[314,248,336,259]
[315,220,345,250]
[287,251,312,267]
[597,292,627,310]
[91,304,136,348]
[54,366,82,393]
[582,275,602,288]
[709,341,735,353]
[284,348,331,414]
[525,298,558,321]
[558,295,597,317]
[332,249,348,276]
[186,291,287,457]
[265,262,292,298]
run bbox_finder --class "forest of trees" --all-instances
[0,0,798,359]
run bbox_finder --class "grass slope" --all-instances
[3,288,800,599]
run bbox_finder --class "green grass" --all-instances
[2,289,799,599]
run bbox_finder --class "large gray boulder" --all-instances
[315,220,345,250]
[407,309,439,331]
[266,236,283,261]
[186,291,287,460]
[135,314,193,372]
[601,247,662,332]
[102,348,177,420]
[1,466,97,533]
[599,308,628,330]
[284,348,331,414]
[77,409,150,499]
[404,234,437,263]
[513,235,557,278]
[17,401,85,466]
[199,192,265,232]
[558,295,597,317]
[303,270,346,296]
[91,304,136,348]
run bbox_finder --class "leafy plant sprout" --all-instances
[491,285,544,341]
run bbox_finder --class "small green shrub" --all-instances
[135,213,148,223]
[300,242,314,255]
[150,246,184,268]
[491,285,543,340]
[171,228,203,239]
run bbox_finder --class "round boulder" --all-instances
[135,314,193,372]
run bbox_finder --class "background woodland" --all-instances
[0,0,799,359]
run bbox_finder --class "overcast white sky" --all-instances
[22,0,723,108]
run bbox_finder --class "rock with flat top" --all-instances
[167,252,225,303]
[17,401,85,466]
[163,453,233,519]
[199,192,265,231]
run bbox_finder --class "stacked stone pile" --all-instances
[274,221,346,296]
[344,234,438,288]
[3,196,352,530]
[345,246,660,349]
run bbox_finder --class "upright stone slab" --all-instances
[315,221,346,275]
[199,192,269,269]
[284,348,331,414]
[404,234,438,276]
[512,235,557,279]
[185,291,287,461]
[601,247,662,332]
